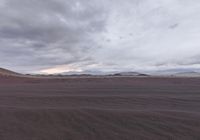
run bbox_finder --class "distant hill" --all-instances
[173,71,200,77]
[150,68,200,77]
[0,68,20,76]
[113,72,149,76]
[60,71,149,77]
[61,70,106,76]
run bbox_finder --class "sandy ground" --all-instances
[0,76,200,140]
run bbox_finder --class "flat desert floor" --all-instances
[0,76,200,140]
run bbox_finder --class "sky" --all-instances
[1,0,200,74]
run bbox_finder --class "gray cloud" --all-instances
[0,0,108,73]
[1,0,200,73]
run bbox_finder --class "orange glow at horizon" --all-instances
[40,65,83,74]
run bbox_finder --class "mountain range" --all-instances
[1,67,200,77]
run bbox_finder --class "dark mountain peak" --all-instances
[113,72,149,76]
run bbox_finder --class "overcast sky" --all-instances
[0,0,200,74]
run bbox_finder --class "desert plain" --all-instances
[0,74,200,140]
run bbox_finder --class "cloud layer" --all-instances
[0,0,200,73]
